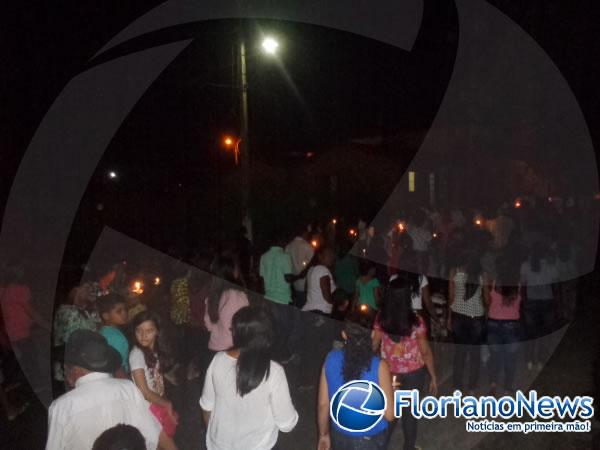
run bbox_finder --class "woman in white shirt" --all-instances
[302,247,336,315]
[200,306,298,450]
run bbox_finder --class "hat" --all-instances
[64,330,121,373]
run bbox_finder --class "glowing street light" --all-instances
[514,199,522,209]
[108,171,117,179]
[261,37,279,55]
[223,136,241,165]
[311,239,319,249]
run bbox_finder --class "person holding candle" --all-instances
[372,280,437,450]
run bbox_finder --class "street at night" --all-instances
[2,1,600,450]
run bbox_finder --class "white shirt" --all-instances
[46,372,161,450]
[200,352,298,450]
[391,273,428,311]
[285,237,314,291]
[407,226,432,252]
[302,265,336,314]
[129,346,164,396]
[520,259,558,300]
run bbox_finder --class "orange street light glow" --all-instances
[514,200,522,208]
[432,233,438,238]
[224,137,233,146]
[154,277,161,286]
[311,240,318,248]
[475,219,482,226]
[397,222,406,232]
[360,304,368,312]
[349,228,357,237]
[332,218,337,225]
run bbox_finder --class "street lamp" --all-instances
[238,35,280,242]
[223,136,241,165]
[108,170,117,179]
[261,37,279,55]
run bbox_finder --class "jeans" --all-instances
[451,313,485,390]
[291,288,307,309]
[389,367,427,450]
[487,320,520,390]
[521,300,555,364]
[331,427,388,450]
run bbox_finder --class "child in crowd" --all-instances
[97,294,130,377]
[130,311,179,437]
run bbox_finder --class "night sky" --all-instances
[2,1,600,259]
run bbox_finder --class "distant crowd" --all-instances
[0,195,596,449]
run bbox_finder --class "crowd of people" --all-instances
[0,195,595,449]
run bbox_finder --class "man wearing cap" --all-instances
[46,330,177,450]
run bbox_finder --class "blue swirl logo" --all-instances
[330,380,387,432]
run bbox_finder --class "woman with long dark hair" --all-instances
[129,311,179,437]
[372,282,437,450]
[200,306,298,450]
[317,312,394,450]
[448,249,488,393]
[485,262,522,394]
[204,256,249,354]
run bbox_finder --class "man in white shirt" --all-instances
[285,228,314,308]
[46,330,176,450]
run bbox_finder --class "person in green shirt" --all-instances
[97,294,130,376]
[259,238,293,305]
[334,239,359,297]
[354,259,381,312]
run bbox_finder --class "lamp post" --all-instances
[237,36,279,242]
[223,136,241,165]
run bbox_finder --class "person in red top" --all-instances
[0,260,50,400]
[372,279,437,450]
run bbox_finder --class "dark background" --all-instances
[1,0,599,262]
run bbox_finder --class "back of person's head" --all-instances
[494,262,520,304]
[390,270,420,296]
[92,424,146,450]
[380,282,417,341]
[231,306,273,396]
[317,246,335,267]
[454,250,482,300]
[358,258,375,277]
[97,293,127,317]
[341,312,374,382]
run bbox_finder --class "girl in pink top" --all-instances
[371,281,437,450]
[204,257,249,351]
[484,265,522,394]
